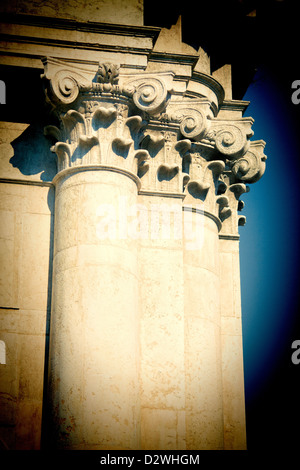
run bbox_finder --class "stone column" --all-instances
[178,115,266,449]
[180,147,230,449]
[44,64,143,449]
[42,56,266,450]
[48,166,140,450]
[217,139,266,449]
[42,59,176,449]
[219,235,247,449]
[136,122,186,450]
[183,209,223,449]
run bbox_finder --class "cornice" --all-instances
[219,234,240,241]
[0,33,156,56]
[148,51,199,67]
[189,71,225,106]
[220,99,250,114]
[0,177,53,188]
[0,13,161,41]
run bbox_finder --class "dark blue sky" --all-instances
[239,65,300,447]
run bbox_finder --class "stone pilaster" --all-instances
[42,55,266,449]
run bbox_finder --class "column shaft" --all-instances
[183,210,224,449]
[138,195,186,450]
[219,237,247,449]
[47,167,140,449]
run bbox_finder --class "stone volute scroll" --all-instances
[41,57,93,105]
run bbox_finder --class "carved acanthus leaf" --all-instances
[157,163,179,181]
[175,139,192,156]
[134,149,151,177]
[238,215,247,226]
[217,182,250,234]
[228,183,249,198]
[44,125,61,142]
[112,137,134,157]
[125,115,146,134]
[50,142,72,172]
[216,195,232,221]
[186,159,225,196]
[187,179,210,194]
[61,110,86,141]
[206,160,225,178]
[78,135,99,149]
[92,106,117,128]
[140,132,165,151]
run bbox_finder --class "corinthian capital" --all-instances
[42,58,176,176]
[42,57,266,236]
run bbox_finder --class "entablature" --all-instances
[0,13,161,70]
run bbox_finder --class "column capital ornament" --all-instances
[42,57,266,234]
[96,63,120,84]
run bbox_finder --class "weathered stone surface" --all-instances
[0,183,53,450]
[0,0,144,26]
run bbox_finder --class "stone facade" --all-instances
[0,1,266,450]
